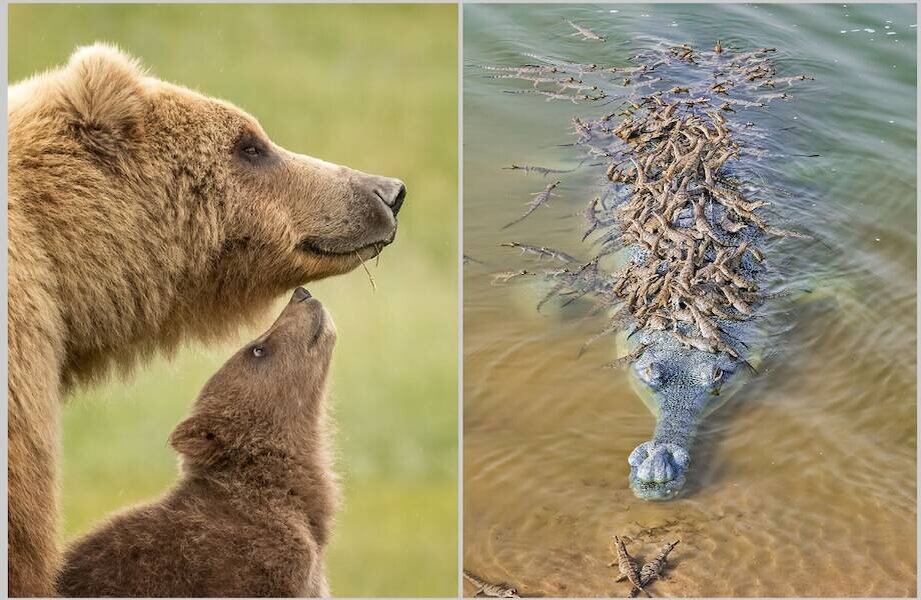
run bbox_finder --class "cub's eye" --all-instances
[252,345,266,358]
[713,368,723,381]
[242,146,259,156]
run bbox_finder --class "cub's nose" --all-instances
[376,179,406,216]
[292,287,312,302]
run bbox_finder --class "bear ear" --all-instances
[60,43,146,139]
[169,414,226,468]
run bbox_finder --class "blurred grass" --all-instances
[9,4,457,597]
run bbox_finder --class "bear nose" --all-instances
[356,173,406,217]
[375,179,406,216]
[292,287,312,302]
[390,183,407,215]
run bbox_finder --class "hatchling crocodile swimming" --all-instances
[486,43,812,500]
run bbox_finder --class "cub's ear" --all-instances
[60,43,146,139]
[169,414,226,468]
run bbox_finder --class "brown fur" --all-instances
[55,289,338,597]
[8,43,404,596]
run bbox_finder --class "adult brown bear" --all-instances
[8,43,405,596]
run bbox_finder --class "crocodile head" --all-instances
[624,329,745,500]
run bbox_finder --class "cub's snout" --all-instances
[284,287,336,347]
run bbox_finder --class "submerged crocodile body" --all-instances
[488,43,811,500]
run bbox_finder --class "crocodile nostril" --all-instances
[638,448,675,483]
[633,444,689,484]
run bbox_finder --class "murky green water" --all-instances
[463,4,916,597]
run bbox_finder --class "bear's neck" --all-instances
[187,438,338,547]
[44,173,286,390]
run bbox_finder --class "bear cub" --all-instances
[56,287,338,598]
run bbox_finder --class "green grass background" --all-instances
[9,4,458,596]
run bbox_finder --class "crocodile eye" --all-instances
[252,345,266,358]
[638,363,662,385]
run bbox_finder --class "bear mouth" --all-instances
[296,234,393,258]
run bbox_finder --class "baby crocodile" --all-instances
[481,64,559,75]
[500,241,576,263]
[557,77,600,93]
[617,540,681,598]
[463,571,520,598]
[503,89,590,104]
[491,269,533,285]
[502,181,561,229]
[634,540,680,596]
[610,535,649,597]
[503,164,575,176]
[566,19,606,42]
[485,74,558,88]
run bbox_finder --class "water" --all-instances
[463,3,916,597]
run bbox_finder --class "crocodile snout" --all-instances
[628,441,690,500]
[639,446,678,482]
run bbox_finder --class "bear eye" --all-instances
[252,345,266,358]
[713,368,723,381]
[234,130,275,165]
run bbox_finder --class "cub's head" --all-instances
[169,288,336,470]
[50,43,405,292]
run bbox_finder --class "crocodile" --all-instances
[493,43,812,500]
[556,77,601,93]
[610,535,648,597]
[602,50,811,500]
[634,539,680,595]
[502,89,594,104]
[500,241,576,263]
[613,539,680,597]
[502,180,561,229]
[566,19,606,42]
[463,570,520,598]
[502,163,576,176]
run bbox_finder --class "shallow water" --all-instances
[463,4,916,597]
